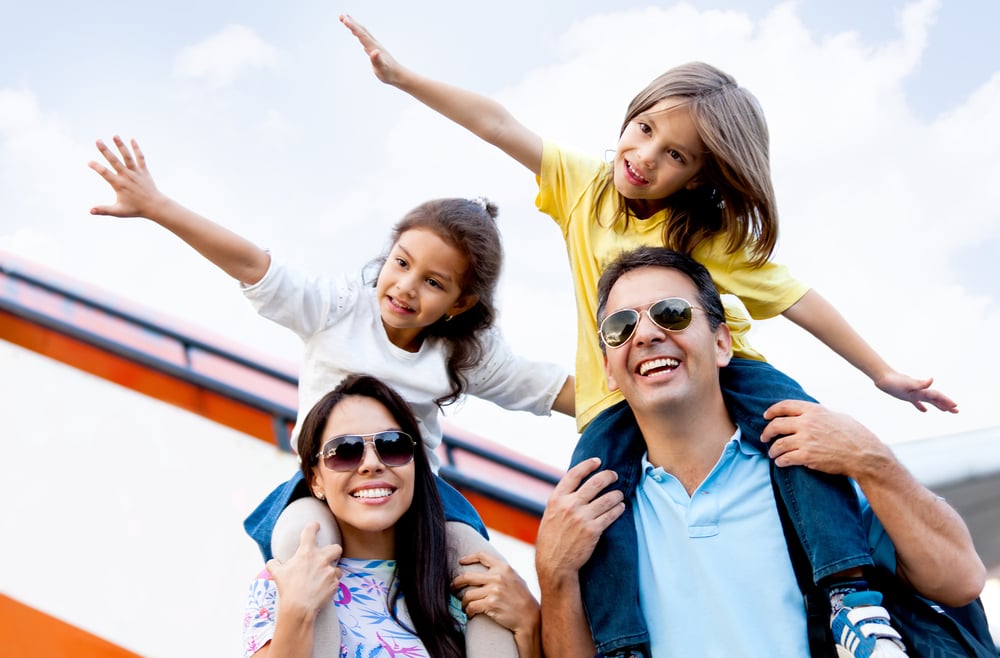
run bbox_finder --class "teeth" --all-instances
[639,357,679,376]
[352,488,394,499]
[627,160,648,183]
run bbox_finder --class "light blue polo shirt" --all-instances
[633,429,890,657]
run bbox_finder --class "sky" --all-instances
[2,0,999,653]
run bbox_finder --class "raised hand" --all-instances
[340,14,406,86]
[88,136,165,218]
[875,371,958,413]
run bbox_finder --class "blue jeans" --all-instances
[244,470,489,562]
[571,358,873,657]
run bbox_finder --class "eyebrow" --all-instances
[395,243,456,285]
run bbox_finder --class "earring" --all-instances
[443,314,453,322]
[315,491,325,500]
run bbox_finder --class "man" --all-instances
[534,247,986,657]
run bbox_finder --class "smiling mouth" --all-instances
[351,487,396,499]
[638,357,679,376]
[387,296,414,313]
[625,159,649,184]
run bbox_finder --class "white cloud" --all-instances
[173,24,279,85]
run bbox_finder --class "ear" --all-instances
[604,351,621,392]
[446,293,479,319]
[714,322,733,368]
[310,467,326,499]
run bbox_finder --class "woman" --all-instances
[242,374,540,657]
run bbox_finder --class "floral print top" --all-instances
[242,558,465,657]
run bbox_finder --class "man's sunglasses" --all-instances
[316,430,417,471]
[599,297,699,349]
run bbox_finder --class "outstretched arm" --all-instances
[761,400,986,606]
[783,289,958,413]
[535,458,625,658]
[88,136,270,285]
[340,14,544,175]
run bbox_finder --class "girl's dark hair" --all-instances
[598,61,778,268]
[366,198,503,407]
[297,374,465,658]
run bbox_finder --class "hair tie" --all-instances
[469,196,490,211]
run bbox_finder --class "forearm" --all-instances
[537,573,595,658]
[144,196,270,285]
[514,612,543,658]
[389,68,543,174]
[254,607,316,658]
[854,452,985,605]
[551,375,575,417]
[783,289,892,383]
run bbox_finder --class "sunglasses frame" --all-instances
[599,297,699,349]
[316,430,417,472]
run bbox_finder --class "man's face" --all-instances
[603,266,731,414]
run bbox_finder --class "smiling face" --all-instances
[603,266,731,417]
[374,227,477,352]
[310,395,415,559]
[613,98,706,217]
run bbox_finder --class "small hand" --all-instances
[875,371,958,413]
[339,14,405,85]
[534,458,624,581]
[452,551,538,632]
[88,136,165,218]
[265,523,344,617]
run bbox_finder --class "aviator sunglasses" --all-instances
[599,297,699,349]
[316,430,417,471]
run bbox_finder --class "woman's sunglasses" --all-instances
[599,297,698,349]
[316,430,416,471]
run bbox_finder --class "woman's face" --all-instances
[311,395,416,559]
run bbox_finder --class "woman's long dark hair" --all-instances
[366,198,504,407]
[297,374,465,658]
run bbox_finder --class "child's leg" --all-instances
[270,496,341,562]
[571,399,650,657]
[720,357,873,582]
[435,476,517,658]
[243,471,311,562]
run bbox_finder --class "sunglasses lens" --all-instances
[650,298,692,331]
[374,431,415,467]
[601,310,639,348]
[323,436,366,471]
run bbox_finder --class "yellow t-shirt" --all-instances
[536,141,810,430]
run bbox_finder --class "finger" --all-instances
[762,398,809,421]
[912,400,928,413]
[452,571,488,591]
[112,135,136,169]
[553,457,603,495]
[574,468,619,501]
[299,521,321,549]
[265,558,281,575]
[87,160,117,184]
[588,488,626,518]
[131,139,148,172]
[320,542,343,563]
[458,550,492,569]
[95,139,125,173]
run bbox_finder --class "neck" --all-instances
[632,391,736,495]
[381,320,424,353]
[340,526,396,560]
[627,197,669,220]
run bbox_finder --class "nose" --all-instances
[357,439,385,474]
[632,310,666,346]
[394,272,418,298]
